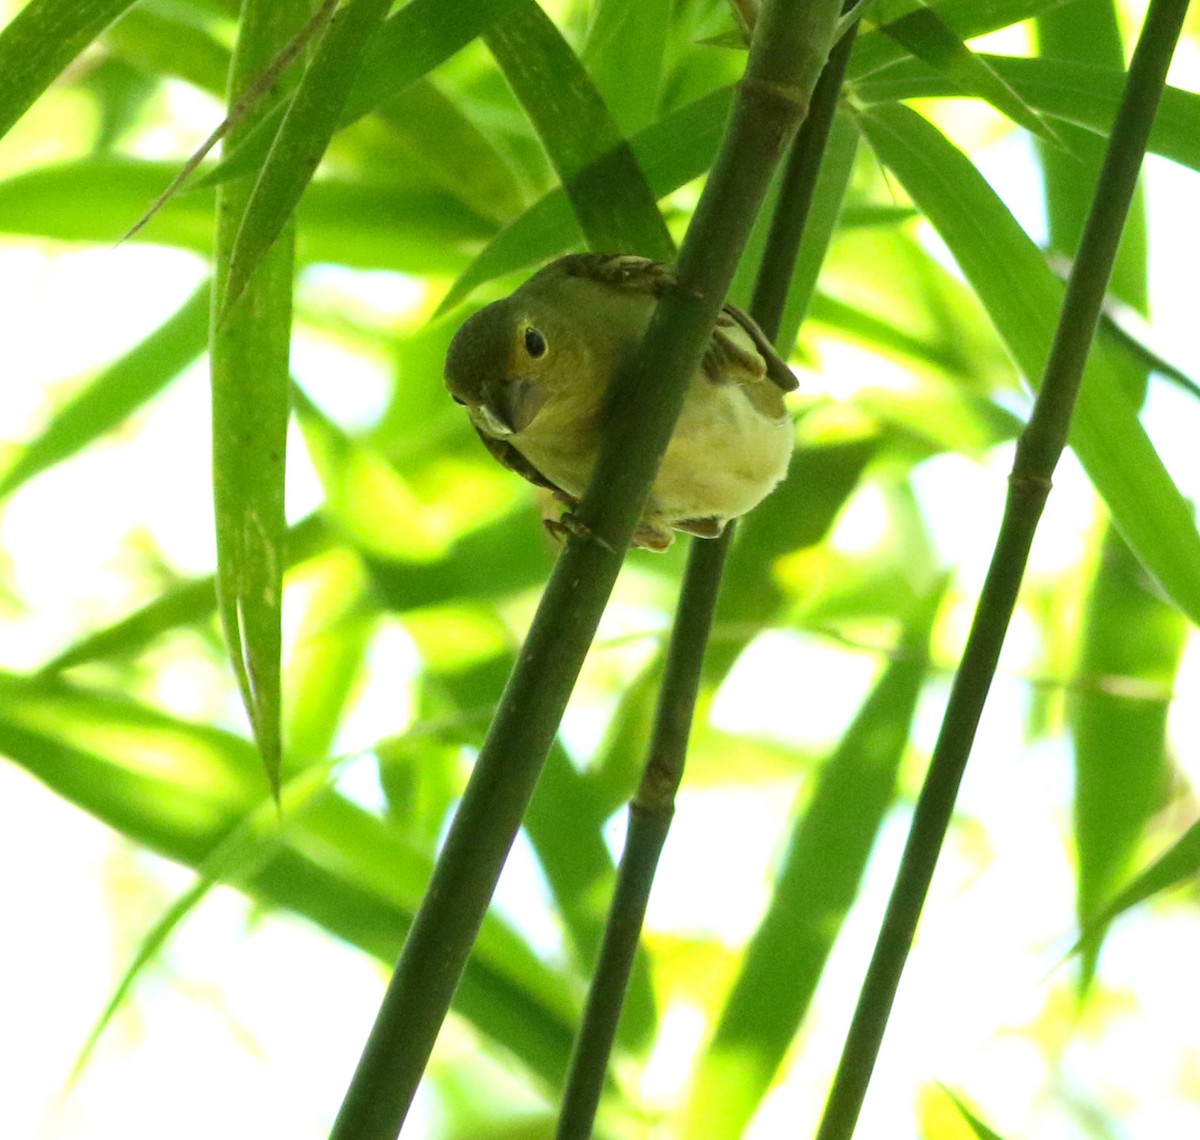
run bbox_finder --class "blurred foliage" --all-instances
[0,0,1197,1136]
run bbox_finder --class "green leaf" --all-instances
[223,0,395,313]
[0,670,576,1089]
[374,79,526,223]
[1075,817,1200,955]
[343,0,522,122]
[211,2,308,796]
[70,759,336,1085]
[704,437,878,681]
[483,0,673,259]
[0,282,209,498]
[294,387,458,562]
[208,0,525,187]
[854,55,1200,173]
[362,511,554,613]
[0,157,493,273]
[581,0,671,135]
[859,103,1200,627]
[848,0,1070,79]
[876,5,1063,144]
[42,515,333,673]
[683,584,941,1138]
[1071,533,1185,981]
[0,0,139,142]
[438,85,734,312]
[1035,0,1146,310]
[942,1087,1009,1140]
[102,6,233,96]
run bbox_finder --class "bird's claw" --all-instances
[543,511,617,553]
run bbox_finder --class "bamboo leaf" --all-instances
[1075,817,1200,955]
[684,584,941,1137]
[942,1087,1009,1140]
[70,761,335,1085]
[42,515,333,673]
[343,0,522,121]
[211,2,307,796]
[483,0,674,259]
[859,103,1200,626]
[207,0,524,187]
[102,6,232,96]
[438,85,734,312]
[222,0,395,313]
[362,511,553,612]
[848,0,1071,79]
[854,55,1200,173]
[1031,0,1184,993]
[374,79,526,223]
[0,670,576,1088]
[580,0,671,135]
[876,5,1063,144]
[1070,532,1183,982]
[0,282,209,498]
[0,0,138,142]
[0,157,493,273]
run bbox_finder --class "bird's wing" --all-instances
[712,303,798,393]
[533,252,674,297]
[473,426,576,502]
[544,253,796,393]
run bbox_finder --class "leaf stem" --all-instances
[813,1,1190,1135]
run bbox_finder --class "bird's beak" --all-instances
[476,378,546,437]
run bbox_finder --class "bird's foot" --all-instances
[543,511,617,553]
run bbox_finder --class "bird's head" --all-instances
[445,296,578,440]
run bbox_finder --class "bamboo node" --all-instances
[739,74,810,110]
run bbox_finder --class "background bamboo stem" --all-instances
[554,25,860,1136]
[813,1,1191,1135]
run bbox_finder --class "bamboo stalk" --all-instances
[554,26,861,1137]
[328,2,844,1136]
[813,1,1191,1134]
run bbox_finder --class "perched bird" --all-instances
[444,253,797,551]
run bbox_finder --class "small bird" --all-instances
[444,253,797,551]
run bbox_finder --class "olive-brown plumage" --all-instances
[445,253,796,550]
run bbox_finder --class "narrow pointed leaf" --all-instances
[1071,531,1183,981]
[0,671,576,1087]
[581,0,671,135]
[374,80,526,223]
[0,0,139,142]
[42,515,332,673]
[854,55,1200,173]
[878,6,1063,144]
[223,0,395,312]
[211,3,306,795]
[207,0,524,187]
[684,586,941,1137]
[943,1088,1009,1140]
[0,157,492,273]
[0,283,209,498]
[848,0,1071,79]
[483,0,673,259]
[71,761,335,1084]
[1075,817,1200,955]
[859,103,1200,626]
[438,85,734,312]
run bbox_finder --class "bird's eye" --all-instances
[523,326,547,359]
